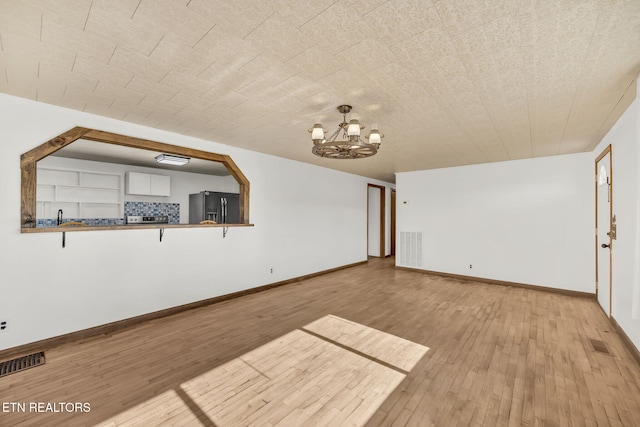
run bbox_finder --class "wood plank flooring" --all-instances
[303,315,429,373]
[2,258,640,426]
[180,329,404,427]
[94,315,427,426]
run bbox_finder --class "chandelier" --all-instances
[308,105,383,159]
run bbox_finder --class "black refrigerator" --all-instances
[189,191,240,224]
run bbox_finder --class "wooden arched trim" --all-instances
[20,127,251,231]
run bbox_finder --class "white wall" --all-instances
[591,87,640,351]
[0,94,393,351]
[396,153,593,292]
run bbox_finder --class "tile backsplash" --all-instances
[36,202,180,227]
[37,218,125,227]
[124,202,180,224]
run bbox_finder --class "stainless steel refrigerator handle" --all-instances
[222,198,227,224]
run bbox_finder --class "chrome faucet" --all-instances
[57,209,63,226]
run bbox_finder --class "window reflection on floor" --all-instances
[96,315,429,426]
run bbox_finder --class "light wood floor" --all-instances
[2,258,640,426]
[94,315,429,426]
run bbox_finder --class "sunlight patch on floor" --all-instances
[97,315,429,426]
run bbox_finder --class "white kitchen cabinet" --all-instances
[150,174,170,196]
[126,172,170,196]
[126,172,150,195]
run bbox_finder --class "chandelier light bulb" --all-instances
[365,123,383,149]
[311,124,325,140]
[347,119,361,137]
[309,123,326,144]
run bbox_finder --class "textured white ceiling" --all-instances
[1,0,639,182]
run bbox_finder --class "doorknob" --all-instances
[601,243,610,249]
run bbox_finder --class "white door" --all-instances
[596,149,612,316]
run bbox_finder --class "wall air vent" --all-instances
[399,231,423,268]
[0,351,45,377]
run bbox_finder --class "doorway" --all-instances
[367,184,385,258]
[390,188,396,256]
[595,145,613,317]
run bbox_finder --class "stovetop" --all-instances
[126,215,169,224]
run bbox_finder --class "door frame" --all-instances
[595,144,613,315]
[390,188,396,256]
[367,184,386,258]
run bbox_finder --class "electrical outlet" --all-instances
[469,264,473,269]
[270,268,273,274]
[0,320,8,332]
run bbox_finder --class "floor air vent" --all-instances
[399,231,423,268]
[0,351,45,377]
[590,339,611,355]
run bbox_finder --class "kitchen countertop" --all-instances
[23,223,254,233]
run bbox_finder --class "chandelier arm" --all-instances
[327,127,341,143]
[340,111,348,140]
